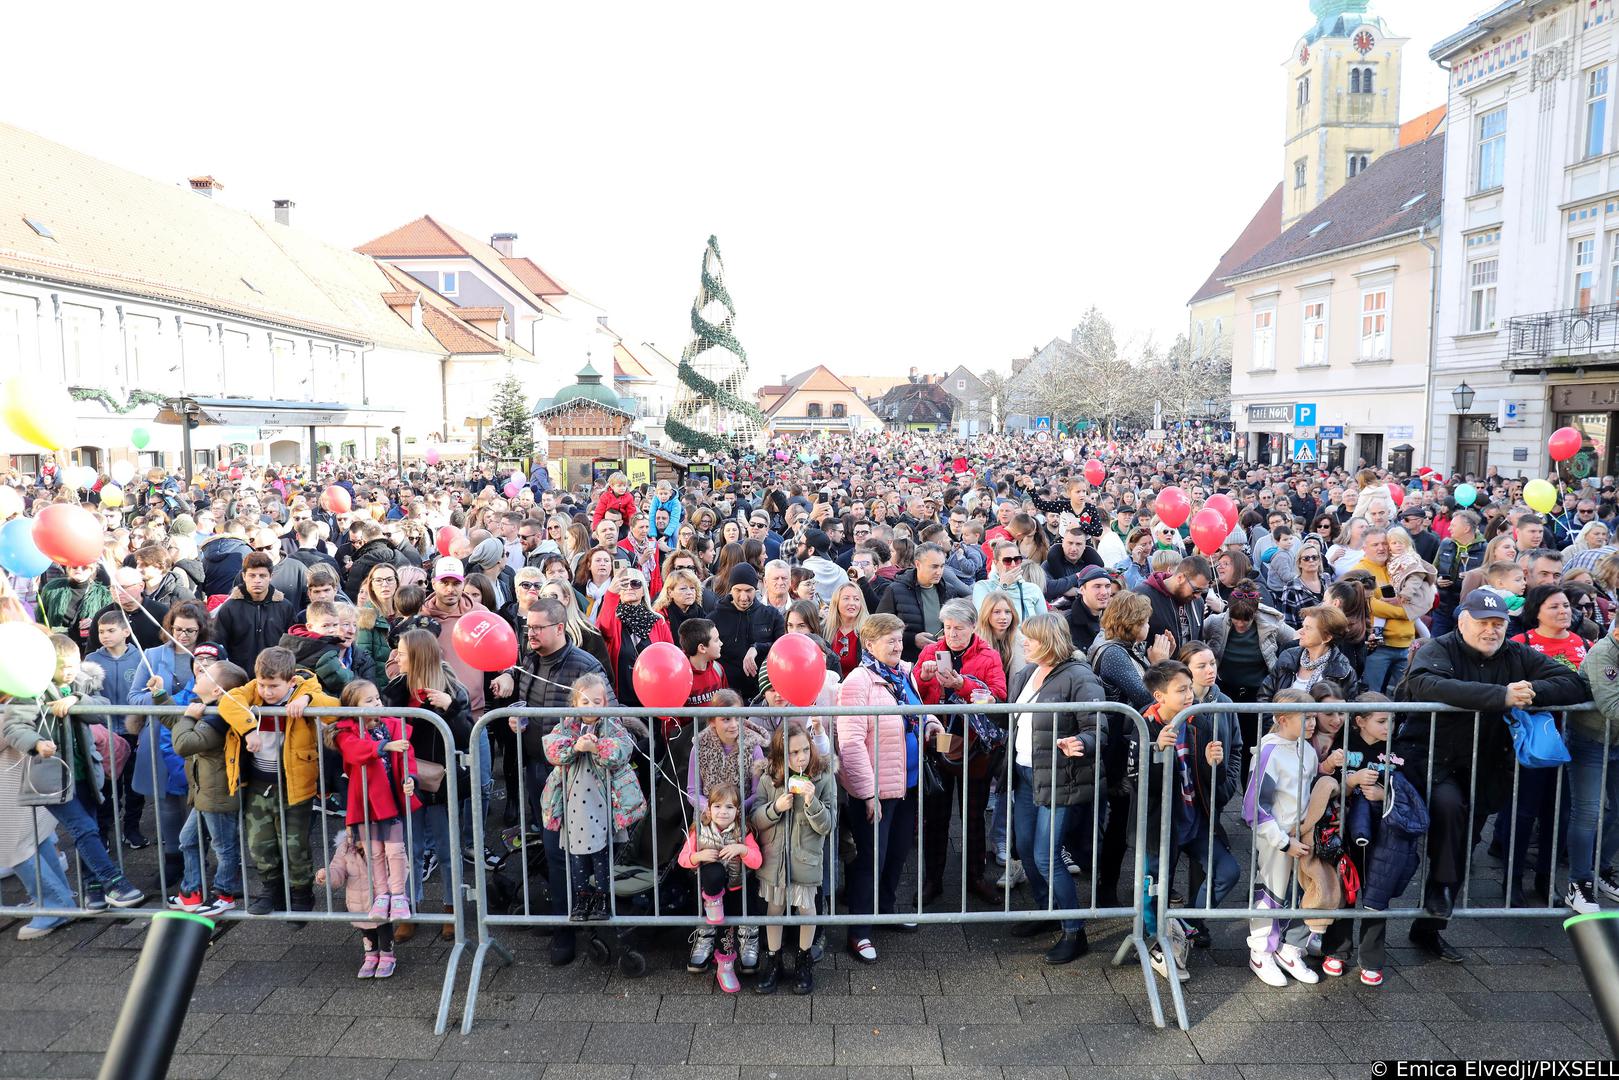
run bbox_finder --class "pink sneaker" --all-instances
[714,951,739,993]
[702,891,725,925]
[374,952,396,979]
[368,893,391,921]
[388,895,411,922]
[357,952,379,979]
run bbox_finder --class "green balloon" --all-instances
[131,428,150,450]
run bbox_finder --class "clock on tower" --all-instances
[1353,29,1375,55]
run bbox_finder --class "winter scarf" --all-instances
[694,726,765,809]
[616,599,657,640]
[697,816,746,889]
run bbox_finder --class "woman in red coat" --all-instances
[595,569,674,708]
[912,597,1009,905]
[331,681,422,922]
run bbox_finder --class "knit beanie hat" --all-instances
[728,563,759,590]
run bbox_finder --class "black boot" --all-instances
[247,879,283,916]
[754,950,781,995]
[569,886,591,923]
[589,889,611,922]
[1043,930,1089,966]
[792,947,814,995]
[161,852,185,892]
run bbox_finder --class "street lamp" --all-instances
[391,426,402,476]
[1204,397,1216,418]
[1451,381,1475,412]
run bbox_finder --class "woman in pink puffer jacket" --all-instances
[835,613,942,966]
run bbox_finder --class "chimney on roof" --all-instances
[188,176,224,199]
[273,199,295,227]
[908,366,919,383]
[491,232,518,257]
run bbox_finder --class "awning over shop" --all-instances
[152,397,405,481]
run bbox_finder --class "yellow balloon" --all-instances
[0,376,74,451]
[1523,478,1557,514]
[99,483,124,508]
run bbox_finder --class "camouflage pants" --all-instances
[241,782,313,890]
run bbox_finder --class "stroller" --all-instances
[484,718,698,977]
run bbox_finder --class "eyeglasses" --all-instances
[527,622,559,633]
[1580,509,1598,516]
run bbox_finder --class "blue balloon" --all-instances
[1454,482,1478,509]
[0,517,51,578]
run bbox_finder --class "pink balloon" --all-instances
[503,481,520,499]
[425,448,441,466]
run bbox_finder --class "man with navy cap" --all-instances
[1396,589,1590,962]
[1065,565,1115,653]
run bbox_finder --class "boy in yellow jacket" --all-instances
[218,645,337,915]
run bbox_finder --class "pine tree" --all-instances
[484,371,535,462]
[666,235,766,454]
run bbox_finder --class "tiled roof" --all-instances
[501,257,566,297]
[421,304,502,355]
[381,291,419,307]
[451,306,505,321]
[1188,184,1284,305]
[1400,105,1447,147]
[355,215,464,257]
[356,215,570,312]
[1226,134,1444,281]
[0,121,441,354]
[377,262,532,360]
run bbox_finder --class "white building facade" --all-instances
[1429,0,1619,481]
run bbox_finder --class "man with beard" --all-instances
[711,563,784,700]
[1133,554,1211,651]
[1396,591,1589,963]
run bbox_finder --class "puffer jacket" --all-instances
[1006,656,1106,809]
[1259,645,1364,701]
[914,635,1008,705]
[217,674,333,803]
[751,769,836,888]
[835,665,914,800]
[320,830,390,928]
[539,714,645,833]
[343,538,406,600]
[877,568,971,663]
[1200,607,1299,670]
[1355,770,1430,911]
[214,581,297,671]
[3,673,111,803]
[278,625,355,697]
[165,706,237,813]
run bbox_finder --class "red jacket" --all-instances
[592,488,638,532]
[332,715,422,827]
[595,590,674,694]
[913,635,1009,705]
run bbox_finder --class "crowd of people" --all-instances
[0,429,1615,998]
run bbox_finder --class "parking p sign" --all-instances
[1294,403,1317,427]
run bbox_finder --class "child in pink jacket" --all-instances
[316,829,402,979]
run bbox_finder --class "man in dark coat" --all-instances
[877,543,967,663]
[1044,522,1105,607]
[199,523,252,600]
[343,520,406,597]
[1132,555,1211,651]
[1396,590,1590,962]
[214,553,298,672]
[710,563,785,700]
[1065,566,1114,654]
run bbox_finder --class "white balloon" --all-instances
[109,461,135,486]
[1062,448,1076,464]
[0,486,21,519]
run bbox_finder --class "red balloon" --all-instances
[32,504,104,567]
[1550,426,1584,462]
[1083,458,1106,486]
[1386,482,1405,508]
[450,610,518,673]
[632,641,693,711]
[1189,508,1227,556]
[1155,486,1191,529]
[436,526,462,557]
[1205,493,1238,531]
[321,484,352,514]
[766,633,827,707]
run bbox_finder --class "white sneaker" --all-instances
[1249,950,1288,988]
[996,860,1026,888]
[1567,879,1601,915]
[1599,869,1619,903]
[1150,945,1189,983]
[16,922,61,941]
[1276,945,1320,985]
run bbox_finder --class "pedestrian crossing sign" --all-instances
[1294,439,1318,464]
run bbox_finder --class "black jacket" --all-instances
[513,642,613,755]
[1433,537,1486,610]
[1396,632,1590,802]
[270,558,308,613]
[876,568,969,663]
[1067,601,1104,654]
[1005,657,1106,808]
[213,581,297,673]
[1258,645,1364,701]
[291,548,341,576]
[712,598,785,700]
[1043,546,1103,603]
[1132,572,1205,652]
[200,536,251,597]
[88,598,170,653]
[380,667,473,807]
[344,538,407,599]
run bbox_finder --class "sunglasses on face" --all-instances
[516,581,541,592]
[1001,556,1024,566]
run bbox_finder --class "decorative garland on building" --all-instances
[69,387,170,414]
[667,235,765,453]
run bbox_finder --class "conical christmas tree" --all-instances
[666,235,765,454]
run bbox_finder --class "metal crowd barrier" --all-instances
[460,700,1161,1034]
[0,704,468,1036]
[1151,700,1595,1032]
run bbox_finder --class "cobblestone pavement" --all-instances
[0,901,1606,1079]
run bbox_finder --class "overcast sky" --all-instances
[8,0,1486,382]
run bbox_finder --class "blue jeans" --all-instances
[1179,815,1240,910]
[843,789,917,943]
[411,802,455,908]
[1568,731,1619,882]
[8,836,74,929]
[1012,765,1085,933]
[179,809,242,896]
[1362,645,1409,694]
[51,788,125,887]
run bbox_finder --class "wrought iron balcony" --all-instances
[1505,303,1619,367]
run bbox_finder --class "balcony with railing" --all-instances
[1505,304,1619,370]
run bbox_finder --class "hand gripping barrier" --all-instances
[459,700,1162,1033]
[0,703,468,1036]
[1149,700,1593,1031]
